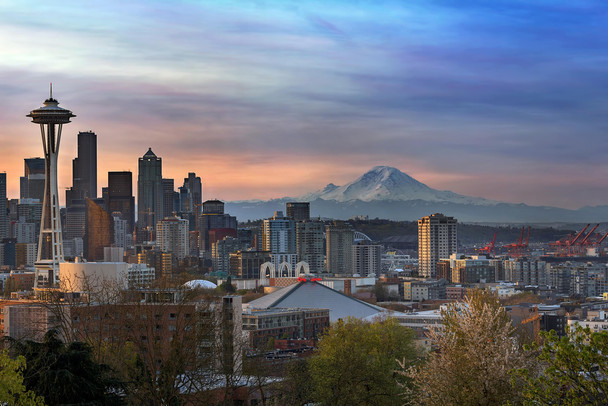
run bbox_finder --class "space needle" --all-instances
[27,86,75,288]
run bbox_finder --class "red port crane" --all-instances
[478,232,497,257]
[547,224,607,257]
[574,224,599,256]
[504,226,530,258]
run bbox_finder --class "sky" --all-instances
[1,0,607,209]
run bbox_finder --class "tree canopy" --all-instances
[0,349,45,406]
[405,289,534,406]
[309,317,418,406]
[8,330,122,406]
[519,325,608,406]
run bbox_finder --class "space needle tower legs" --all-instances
[27,86,75,289]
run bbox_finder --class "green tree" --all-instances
[404,289,534,406]
[309,317,418,406]
[218,276,236,293]
[373,282,389,302]
[0,350,46,406]
[279,358,314,406]
[9,330,122,406]
[519,325,608,405]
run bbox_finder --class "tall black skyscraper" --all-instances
[24,158,45,176]
[66,131,97,207]
[137,148,163,233]
[162,178,175,219]
[182,172,202,214]
[20,158,45,201]
[108,171,135,233]
[286,202,310,221]
[0,173,8,240]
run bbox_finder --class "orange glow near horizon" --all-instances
[3,141,367,204]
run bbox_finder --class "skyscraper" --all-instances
[66,131,97,207]
[418,213,458,278]
[113,216,128,248]
[162,178,175,219]
[212,236,242,274]
[296,220,325,272]
[64,201,86,241]
[24,158,45,177]
[198,200,237,253]
[107,171,135,234]
[20,158,45,202]
[0,173,7,240]
[262,211,296,254]
[84,198,113,262]
[286,202,310,222]
[352,242,382,277]
[182,172,202,214]
[27,90,75,288]
[137,148,163,235]
[325,221,354,274]
[156,216,189,261]
[263,211,297,271]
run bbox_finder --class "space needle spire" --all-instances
[27,88,75,288]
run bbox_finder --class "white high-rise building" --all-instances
[113,216,128,248]
[127,263,156,287]
[418,213,457,278]
[12,217,37,244]
[296,221,325,272]
[262,211,296,254]
[156,216,189,260]
[23,243,38,266]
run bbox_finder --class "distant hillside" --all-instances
[237,218,574,247]
[347,219,574,246]
[226,197,608,224]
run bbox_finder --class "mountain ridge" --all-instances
[225,166,608,222]
[300,166,498,205]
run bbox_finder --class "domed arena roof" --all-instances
[183,279,217,289]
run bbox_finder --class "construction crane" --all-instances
[574,224,599,256]
[568,224,590,256]
[504,226,530,258]
[548,224,608,257]
[549,224,588,257]
[596,231,608,246]
[504,227,524,254]
[581,227,608,256]
[477,232,497,257]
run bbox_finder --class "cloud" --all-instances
[1,0,608,209]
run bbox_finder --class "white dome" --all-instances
[183,279,217,289]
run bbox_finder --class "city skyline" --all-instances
[1,1,608,209]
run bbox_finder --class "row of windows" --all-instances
[73,312,189,322]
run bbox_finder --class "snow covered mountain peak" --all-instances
[302,166,497,205]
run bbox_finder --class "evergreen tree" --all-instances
[9,330,122,406]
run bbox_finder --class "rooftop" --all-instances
[246,280,402,322]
